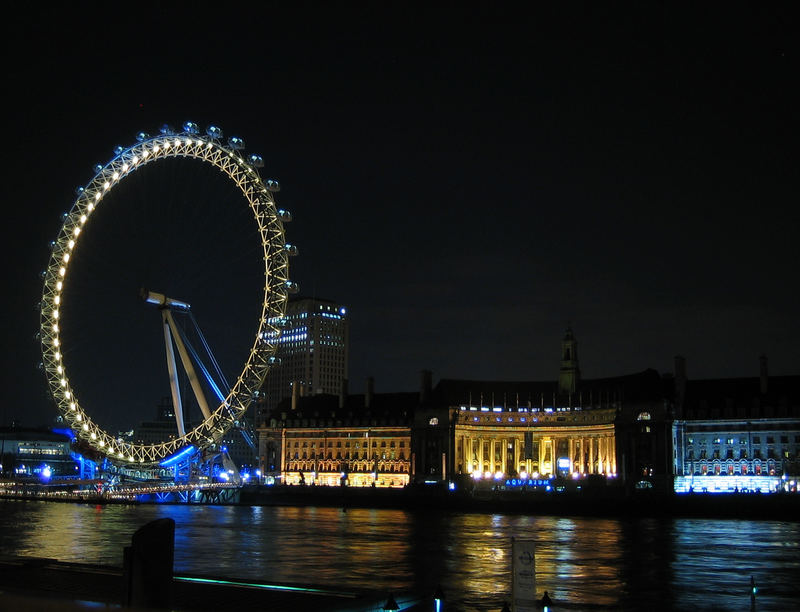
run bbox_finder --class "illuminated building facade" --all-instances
[0,427,96,481]
[256,329,799,495]
[258,387,413,487]
[261,297,349,415]
[414,374,668,490]
[672,356,800,493]
[411,330,671,490]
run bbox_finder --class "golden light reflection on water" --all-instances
[2,500,798,610]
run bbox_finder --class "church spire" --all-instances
[558,325,580,394]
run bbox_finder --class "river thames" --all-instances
[0,499,798,610]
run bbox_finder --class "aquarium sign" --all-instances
[505,478,551,487]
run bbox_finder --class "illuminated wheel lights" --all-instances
[39,124,295,466]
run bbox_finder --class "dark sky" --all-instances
[3,3,798,430]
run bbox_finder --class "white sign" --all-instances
[512,537,537,612]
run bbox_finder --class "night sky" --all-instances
[3,3,797,430]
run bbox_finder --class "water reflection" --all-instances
[1,500,798,611]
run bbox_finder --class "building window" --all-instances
[429,417,439,426]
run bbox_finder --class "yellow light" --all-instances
[99,440,105,447]
[52,323,59,332]
[132,156,139,164]
[53,338,60,346]
[53,310,59,319]
[67,240,74,250]
[90,432,96,440]
[69,402,76,410]
[59,267,66,276]
[73,227,80,236]
[54,351,61,360]
[112,172,119,180]
[60,378,66,386]
[122,163,129,171]
[103,182,110,191]
[75,414,82,422]
[80,215,87,224]
[62,253,69,263]
[56,281,62,290]
[82,423,89,431]
[56,365,62,374]
[94,192,101,201]
[88,202,94,212]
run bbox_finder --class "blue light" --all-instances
[52,427,75,441]
[159,445,196,468]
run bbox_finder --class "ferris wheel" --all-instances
[39,122,297,467]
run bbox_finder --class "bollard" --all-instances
[123,518,175,608]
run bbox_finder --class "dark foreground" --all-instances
[0,556,427,611]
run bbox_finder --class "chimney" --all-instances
[365,376,374,409]
[760,354,768,395]
[420,370,432,405]
[339,377,349,409]
[674,355,687,415]
[291,381,300,412]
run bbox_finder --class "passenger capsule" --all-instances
[183,121,200,135]
[93,164,103,173]
[266,179,280,192]
[277,209,292,222]
[268,356,282,365]
[284,281,300,294]
[228,136,245,150]
[206,125,223,140]
[113,145,124,156]
[249,154,264,168]
[160,124,174,135]
[75,186,85,196]
[136,132,150,142]
[284,244,299,256]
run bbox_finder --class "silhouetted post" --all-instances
[434,584,445,611]
[383,593,399,610]
[750,575,757,612]
[123,518,175,608]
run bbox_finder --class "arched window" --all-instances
[637,412,652,421]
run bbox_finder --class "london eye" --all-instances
[39,122,297,467]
